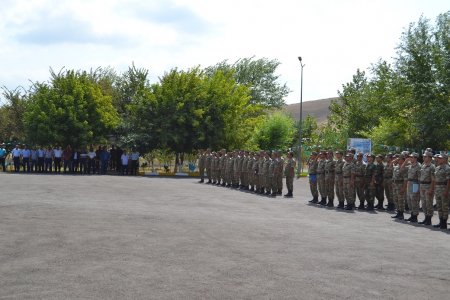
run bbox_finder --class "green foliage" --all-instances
[252,112,296,151]
[0,87,28,142]
[329,11,450,150]
[24,69,120,147]
[205,57,290,108]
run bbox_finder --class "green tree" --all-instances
[24,69,120,147]
[252,112,296,150]
[0,87,28,142]
[205,57,290,108]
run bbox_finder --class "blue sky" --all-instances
[0,0,448,104]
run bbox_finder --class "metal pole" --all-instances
[297,57,305,175]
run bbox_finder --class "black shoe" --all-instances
[386,203,395,211]
[207,180,212,184]
[408,214,418,223]
[366,203,374,211]
[320,197,327,206]
[271,192,277,197]
[377,204,386,210]
[327,199,334,208]
[199,179,204,183]
[337,202,345,209]
[221,183,226,186]
[441,220,448,229]
[345,203,354,210]
[277,191,282,195]
[397,212,404,220]
[357,203,365,210]
[309,197,318,203]
[265,191,271,195]
[425,216,432,226]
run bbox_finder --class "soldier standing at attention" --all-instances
[324,150,336,207]
[284,151,296,197]
[374,154,385,210]
[241,151,249,189]
[308,152,319,203]
[198,149,206,183]
[402,153,421,223]
[391,154,407,220]
[268,152,277,196]
[277,151,284,195]
[334,151,345,209]
[354,153,366,210]
[432,154,450,229]
[316,151,327,205]
[383,153,395,211]
[342,153,356,210]
[205,148,212,184]
[219,149,226,186]
[228,151,235,187]
[263,152,272,195]
[418,151,435,225]
[247,152,255,191]
[363,154,377,211]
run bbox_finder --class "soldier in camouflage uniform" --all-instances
[308,152,319,203]
[383,153,395,211]
[205,148,212,184]
[354,153,366,210]
[363,154,376,211]
[316,151,327,205]
[240,151,248,189]
[219,149,226,186]
[284,151,296,197]
[324,150,336,207]
[198,149,206,183]
[232,150,240,188]
[342,153,356,210]
[402,153,421,223]
[268,152,277,196]
[334,151,345,209]
[432,154,450,229]
[418,151,435,225]
[277,152,284,195]
[257,151,266,194]
[247,152,254,191]
[391,154,407,220]
[226,151,234,187]
[374,154,385,210]
[263,152,272,195]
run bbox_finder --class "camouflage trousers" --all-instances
[277,173,283,193]
[435,185,449,220]
[325,173,335,200]
[392,182,406,212]
[240,171,247,187]
[335,175,344,202]
[343,178,355,205]
[199,165,205,179]
[285,175,293,192]
[256,174,263,191]
[309,175,318,199]
[206,167,212,180]
[383,178,393,204]
[420,184,434,217]
[364,178,375,205]
[317,174,326,198]
[375,182,384,203]
[233,171,240,185]
[355,177,365,204]
[270,175,277,193]
[407,182,420,215]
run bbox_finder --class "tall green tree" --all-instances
[0,87,28,142]
[24,69,120,147]
[251,112,296,151]
[205,57,290,108]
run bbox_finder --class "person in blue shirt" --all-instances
[100,146,110,175]
[0,143,6,172]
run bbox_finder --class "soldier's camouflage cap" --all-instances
[335,150,343,155]
[424,151,433,157]
[409,152,419,158]
[436,153,448,159]
[366,153,374,158]
[375,154,384,158]
[357,152,363,156]
[345,153,353,158]
[387,152,394,158]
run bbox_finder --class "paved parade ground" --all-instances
[1,173,449,299]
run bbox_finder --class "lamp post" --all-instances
[297,57,305,175]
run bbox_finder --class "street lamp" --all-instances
[297,57,305,175]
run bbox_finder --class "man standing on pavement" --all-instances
[0,143,6,172]
[198,149,206,183]
[432,154,450,229]
[308,152,319,203]
[402,153,421,223]
[324,150,336,207]
[418,151,435,225]
[391,154,408,220]
[383,153,395,211]
[21,144,31,173]
[355,152,366,210]
[334,151,345,209]
[374,154,385,210]
[342,153,356,210]
[12,144,21,172]
[284,151,296,197]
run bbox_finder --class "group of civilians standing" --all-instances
[0,143,140,176]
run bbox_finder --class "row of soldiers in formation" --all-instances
[197,149,297,197]
[307,149,450,230]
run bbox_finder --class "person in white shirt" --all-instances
[121,150,129,175]
[53,146,63,173]
[87,146,96,174]
[21,144,31,173]
[11,144,21,172]
[130,147,139,176]
[31,147,38,172]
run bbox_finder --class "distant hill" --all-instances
[283,97,337,124]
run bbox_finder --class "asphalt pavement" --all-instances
[0,173,449,299]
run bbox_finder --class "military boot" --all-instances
[320,197,327,206]
[271,191,277,197]
[397,212,404,220]
[277,190,282,195]
[337,201,345,209]
[386,203,395,211]
[433,218,443,228]
[357,202,365,210]
[284,190,293,198]
[440,219,448,229]
[327,198,334,208]
[199,179,204,183]
[309,197,318,203]
[408,214,418,223]
[377,201,385,210]
[207,180,212,184]
[366,202,374,211]
[345,203,354,210]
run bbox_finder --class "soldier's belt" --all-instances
[420,181,431,184]
[407,179,418,183]
[383,176,392,179]
[393,180,404,183]
[435,182,447,185]
[343,176,351,178]
[316,172,324,174]
[335,172,342,174]
[355,175,363,177]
